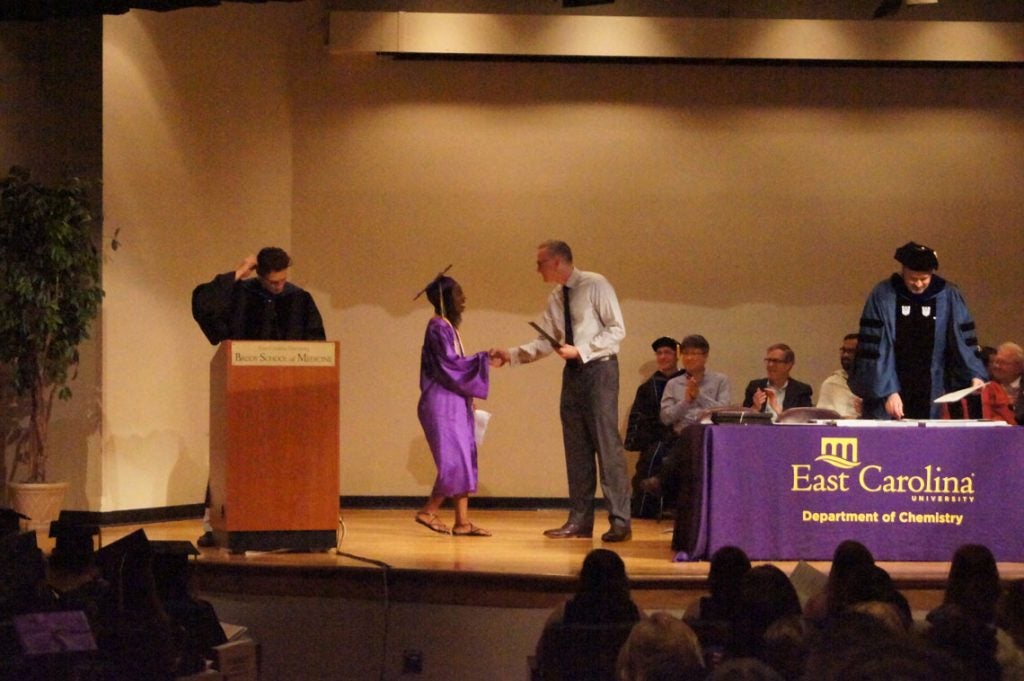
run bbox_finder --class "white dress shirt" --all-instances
[510,268,625,365]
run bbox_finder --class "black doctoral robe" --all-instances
[191,272,326,345]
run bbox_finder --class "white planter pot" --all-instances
[7,481,69,532]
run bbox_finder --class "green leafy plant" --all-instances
[0,166,104,483]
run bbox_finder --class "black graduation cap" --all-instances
[95,529,154,606]
[48,520,100,572]
[651,336,678,352]
[95,528,150,572]
[150,540,199,601]
[150,540,198,560]
[0,507,29,535]
[49,521,100,553]
[0,529,46,599]
[94,524,149,573]
[1,525,38,553]
[413,264,453,301]
[894,241,939,272]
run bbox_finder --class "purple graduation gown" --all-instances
[418,317,490,497]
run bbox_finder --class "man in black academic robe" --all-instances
[191,247,325,345]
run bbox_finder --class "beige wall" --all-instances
[1,19,102,508]
[101,4,307,510]
[95,3,1023,511]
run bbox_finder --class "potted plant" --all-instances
[0,166,107,529]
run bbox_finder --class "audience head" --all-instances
[831,563,911,629]
[651,336,679,375]
[996,579,1024,651]
[48,520,99,574]
[0,530,52,617]
[990,342,1024,385]
[679,334,710,355]
[0,508,27,537]
[707,657,785,680]
[944,543,1000,624]
[731,565,802,658]
[616,612,704,681]
[925,603,1001,681]
[849,600,908,634]
[762,614,810,681]
[578,548,629,595]
[564,548,639,625]
[806,610,964,681]
[707,545,752,603]
[827,539,874,581]
[839,334,858,373]
[679,335,711,376]
[764,344,795,384]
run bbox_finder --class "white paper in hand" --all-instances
[934,382,987,403]
[474,409,492,446]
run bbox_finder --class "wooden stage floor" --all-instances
[62,509,1024,612]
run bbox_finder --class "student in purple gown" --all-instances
[414,271,494,537]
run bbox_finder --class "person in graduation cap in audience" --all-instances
[46,521,113,648]
[413,268,496,537]
[850,241,987,420]
[94,529,180,680]
[0,508,28,537]
[150,541,227,675]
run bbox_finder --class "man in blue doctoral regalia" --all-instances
[849,241,987,420]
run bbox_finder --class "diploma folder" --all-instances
[528,321,561,348]
[934,382,987,403]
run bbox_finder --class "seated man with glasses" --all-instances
[816,334,862,419]
[742,343,813,420]
[637,335,730,507]
[659,334,732,431]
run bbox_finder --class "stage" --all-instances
[48,509,1024,613]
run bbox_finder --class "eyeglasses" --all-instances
[764,358,790,365]
[839,347,857,355]
[680,351,706,357]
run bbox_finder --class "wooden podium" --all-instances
[208,340,339,552]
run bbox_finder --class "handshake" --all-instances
[488,348,510,368]
[486,343,581,367]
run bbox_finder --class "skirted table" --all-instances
[672,422,1024,562]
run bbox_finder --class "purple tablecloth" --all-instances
[688,424,1024,562]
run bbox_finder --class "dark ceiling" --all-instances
[3,0,1022,22]
[0,0,300,22]
[327,1,1024,22]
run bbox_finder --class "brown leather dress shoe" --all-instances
[601,525,632,542]
[543,522,593,539]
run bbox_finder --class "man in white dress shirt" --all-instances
[491,240,631,542]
